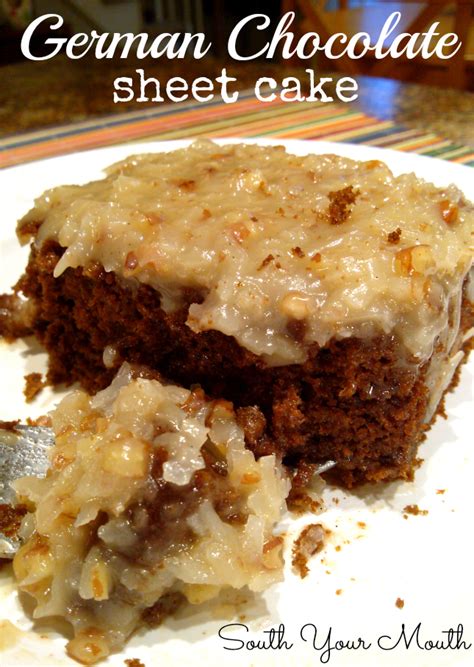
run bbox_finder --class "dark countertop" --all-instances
[1,57,473,146]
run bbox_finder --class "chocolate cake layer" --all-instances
[11,241,473,487]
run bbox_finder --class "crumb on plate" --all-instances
[403,504,429,517]
[292,523,327,578]
[23,372,45,403]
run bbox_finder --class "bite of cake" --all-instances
[12,363,289,664]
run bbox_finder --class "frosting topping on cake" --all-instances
[13,363,289,663]
[19,140,474,365]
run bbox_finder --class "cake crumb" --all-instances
[357,521,366,528]
[24,372,45,403]
[0,419,20,432]
[287,462,322,514]
[26,415,52,427]
[436,489,446,495]
[403,504,428,516]
[395,597,405,609]
[0,293,35,339]
[387,228,402,244]
[124,660,145,667]
[336,589,343,595]
[327,186,359,225]
[292,523,327,578]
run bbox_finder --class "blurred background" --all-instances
[0,1,473,139]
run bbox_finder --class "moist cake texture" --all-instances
[2,140,474,486]
[13,364,289,664]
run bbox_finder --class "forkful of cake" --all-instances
[0,414,336,560]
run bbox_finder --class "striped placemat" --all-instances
[1,89,473,168]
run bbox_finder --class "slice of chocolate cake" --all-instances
[2,140,473,486]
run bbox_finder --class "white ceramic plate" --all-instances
[0,140,473,667]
